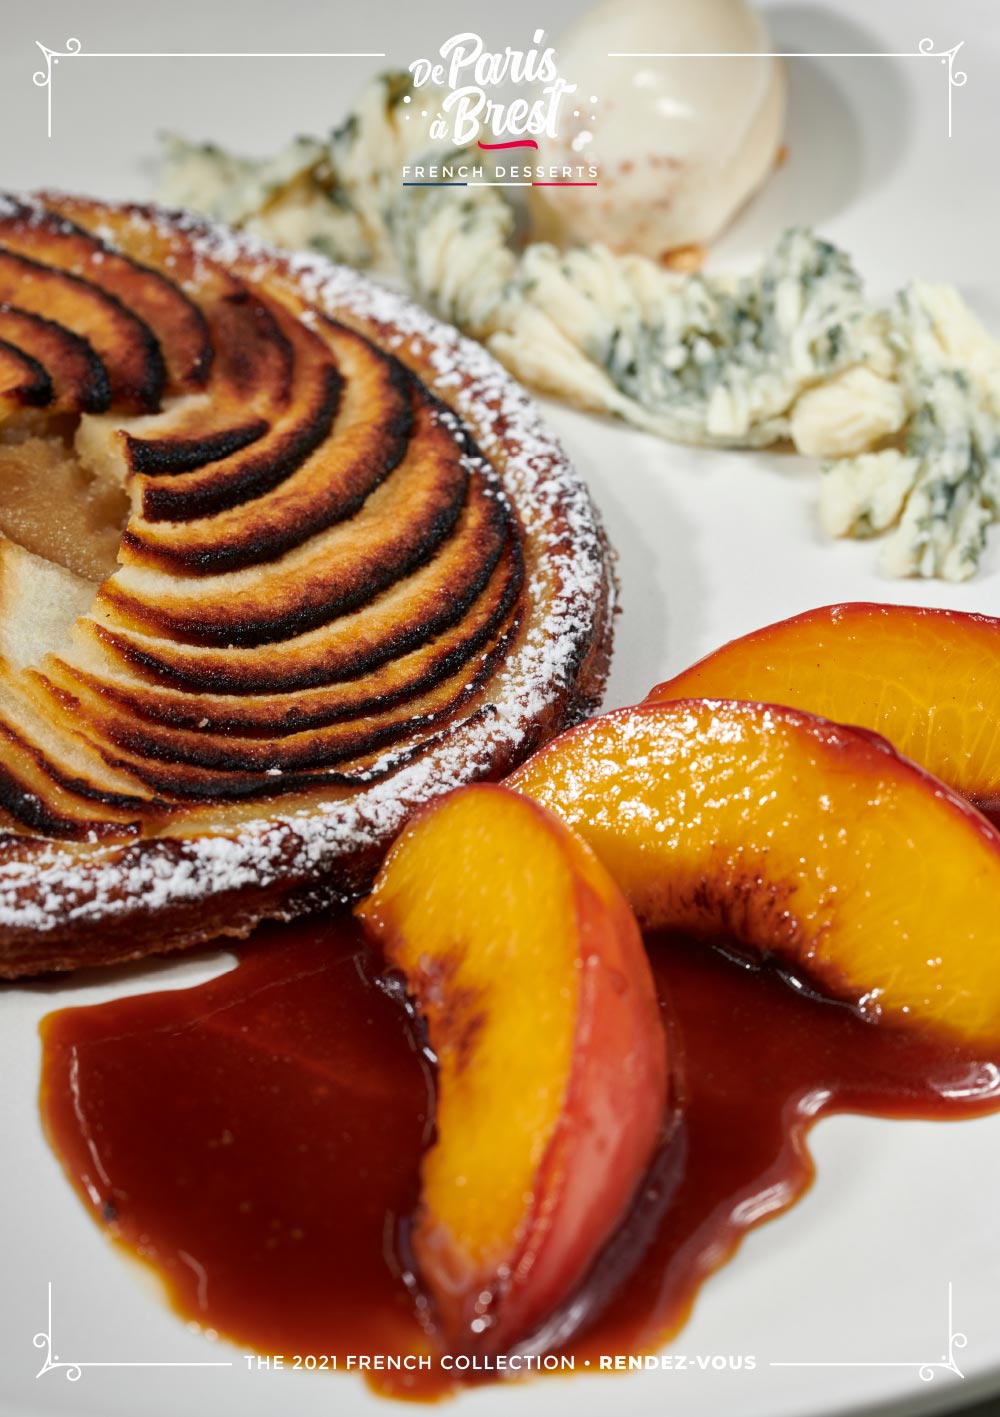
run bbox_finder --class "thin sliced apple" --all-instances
[70,516,518,694]
[127,298,339,526]
[98,393,472,641]
[0,304,109,413]
[509,700,1000,1046]
[0,248,163,412]
[356,784,668,1352]
[645,603,1000,814]
[0,339,50,416]
[0,199,210,392]
[53,538,519,727]
[120,321,411,572]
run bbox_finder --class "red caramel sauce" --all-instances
[38,913,1000,1401]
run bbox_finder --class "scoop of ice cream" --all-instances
[531,0,786,260]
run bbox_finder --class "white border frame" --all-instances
[18,24,976,1403]
[608,38,967,137]
[34,1282,233,1381]
[32,38,386,138]
[32,35,966,141]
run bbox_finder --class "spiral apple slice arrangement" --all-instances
[357,603,1000,1353]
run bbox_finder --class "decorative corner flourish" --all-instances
[33,1282,233,1379]
[32,38,82,139]
[917,1282,968,1382]
[33,1281,82,1381]
[33,39,386,138]
[770,1281,968,1382]
[918,38,968,138]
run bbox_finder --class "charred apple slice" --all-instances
[115,321,411,572]
[44,540,520,731]
[0,305,110,413]
[356,784,668,1353]
[98,396,474,642]
[509,701,1000,1046]
[0,339,50,415]
[33,614,516,778]
[644,603,1000,815]
[0,199,210,392]
[0,249,163,412]
[72,512,518,694]
[73,286,289,488]
[124,297,340,526]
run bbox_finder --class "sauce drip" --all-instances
[38,913,1000,1400]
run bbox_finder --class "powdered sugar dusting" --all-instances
[0,198,614,942]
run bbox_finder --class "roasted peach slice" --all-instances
[509,701,1000,1046]
[645,604,1000,814]
[356,784,668,1353]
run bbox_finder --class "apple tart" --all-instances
[0,195,614,976]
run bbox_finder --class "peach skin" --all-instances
[644,603,1000,815]
[509,700,1000,1046]
[356,784,668,1354]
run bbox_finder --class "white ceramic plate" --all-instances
[2,2,999,1415]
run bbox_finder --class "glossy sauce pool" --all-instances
[38,913,1000,1400]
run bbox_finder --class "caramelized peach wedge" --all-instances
[646,603,1000,815]
[356,784,668,1354]
[509,700,1000,1047]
